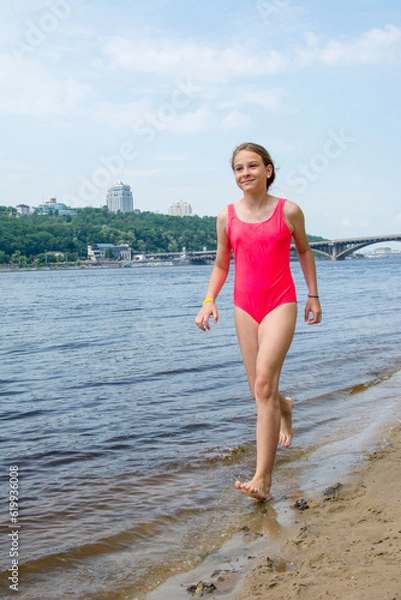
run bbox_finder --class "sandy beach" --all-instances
[233,424,401,600]
[145,421,400,600]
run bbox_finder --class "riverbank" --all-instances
[233,422,400,600]
[149,422,400,600]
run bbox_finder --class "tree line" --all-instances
[0,206,218,265]
[0,206,326,266]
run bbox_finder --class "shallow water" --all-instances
[1,257,400,599]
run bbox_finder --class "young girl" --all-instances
[195,142,322,501]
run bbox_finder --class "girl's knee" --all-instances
[254,377,278,403]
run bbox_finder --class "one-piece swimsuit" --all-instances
[226,198,297,324]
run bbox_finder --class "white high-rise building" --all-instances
[168,200,192,216]
[106,181,134,213]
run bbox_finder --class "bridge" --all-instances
[131,234,401,264]
[307,234,401,260]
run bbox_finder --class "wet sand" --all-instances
[233,424,401,600]
[147,422,400,600]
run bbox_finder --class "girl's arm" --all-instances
[285,201,322,325]
[195,207,231,331]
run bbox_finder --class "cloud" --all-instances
[91,95,215,133]
[103,37,287,82]
[161,106,216,132]
[297,24,401,67]
[219,88,287,112]
[222,109,252,130]
[321,25,401,65]
[0,53,91,118]
[103,24,401,89]
[91,99,151,128]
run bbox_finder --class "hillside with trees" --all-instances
[0,206,326,266]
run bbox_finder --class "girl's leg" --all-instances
[234,307,296,448]
[234,303,297,500]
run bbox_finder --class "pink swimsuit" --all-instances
[226,199,297,324]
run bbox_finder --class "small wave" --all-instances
[6,339,109,356]
[154,358,239,378]
[111,307,143,313]
[1,408,48,421]
[349,370,397,395]
[205,444,252,465]
[0,389,25,397]
[66,359,240,390]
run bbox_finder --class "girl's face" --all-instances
[233,150,273,193]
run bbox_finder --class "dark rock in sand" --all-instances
[186,580,217,596]
[292,498,309,510]
[323,482,343,500]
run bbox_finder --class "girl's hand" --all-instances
[195,302,218,331]
[305,297,322,325]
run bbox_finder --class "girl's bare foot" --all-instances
[279,396,294,448]
[235,479,272,502]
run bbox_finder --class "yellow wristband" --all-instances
[202,298,215,305]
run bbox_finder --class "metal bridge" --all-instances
[133,233,401,263]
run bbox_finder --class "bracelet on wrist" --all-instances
[308,294,319,298]
[202,298,215,305]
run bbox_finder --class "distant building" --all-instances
[87,243,131,262]
[374,247,392,255]
[16,204,31,216]
[168,201,192,217]
[106,181,134,213]
[35,198,77,216]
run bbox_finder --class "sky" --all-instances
[1,0,401,240]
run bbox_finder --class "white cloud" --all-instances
[102,24,401,96]
[297,24,401,67]
[89,93,222,133]
[0,53,91,118]
[219,88,287,112]
[221,109,252,130]
[103,37,287,82]
[102,103,217,133]
[154,153,188,162]
[91,99,151,128]
[162,106,216,132]
[341,218,351,227]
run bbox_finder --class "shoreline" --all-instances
[144,420,400,600]
[234,422,401,600]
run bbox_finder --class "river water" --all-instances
[1,258,400,599]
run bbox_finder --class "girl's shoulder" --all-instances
[217,205,230,224]
[283,199,306,234]
[283,199,303,218]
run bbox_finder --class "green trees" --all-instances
[0,207,219,264]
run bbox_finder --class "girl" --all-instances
[195,142,322,501]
